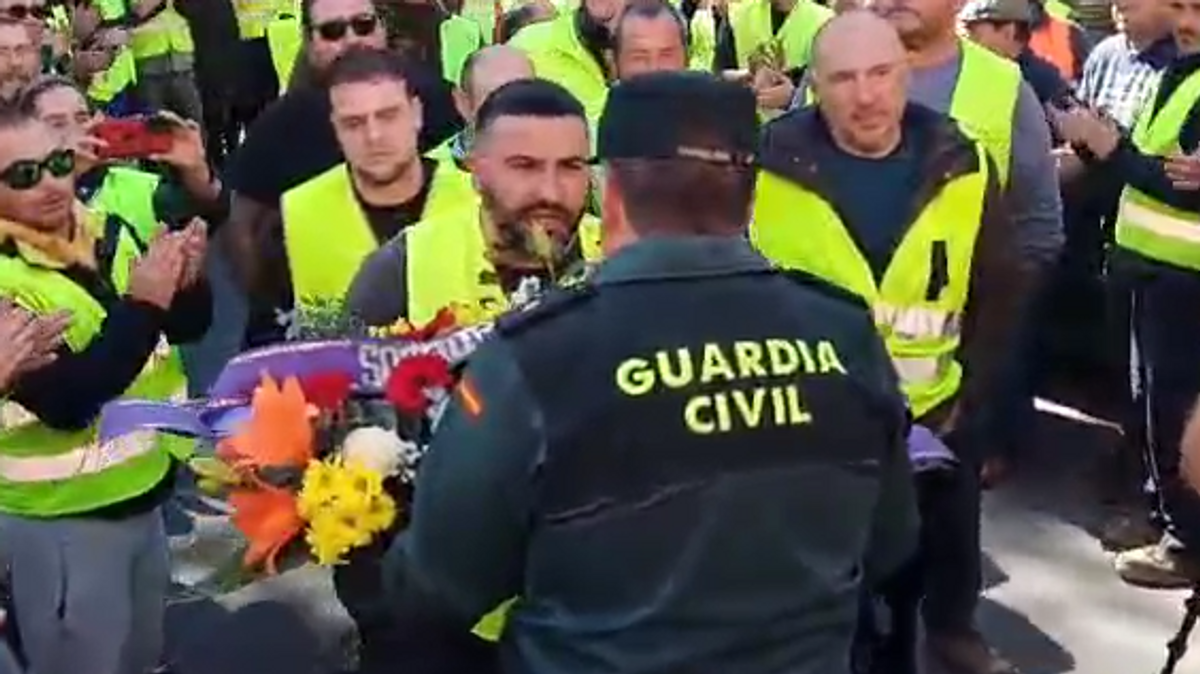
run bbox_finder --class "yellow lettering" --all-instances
[765,339,799,375]
[656,348,694,388]
[771,386,787,425]
[785,384,814,424]
[732,388,766,428]
[712,391,733,432]
[684,395,716,434]
[615,357,656,396]
[733,341,768,378]
[700,343,737,384]
[816,340,847,374]
[794,340,817,373]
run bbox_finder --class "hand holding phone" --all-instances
[91,116,175,161]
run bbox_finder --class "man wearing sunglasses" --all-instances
[225,0,462,348]
[0,103,211,674]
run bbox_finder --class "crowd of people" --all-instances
[0,0,1192,671]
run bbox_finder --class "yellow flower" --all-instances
[297,459,340,520]
[304,510,361,565]
[360,492,398,533]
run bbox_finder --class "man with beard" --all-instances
[280,46,473,335]
[509,0,627,123]
[383,70,917,674]
[347,77,600,328]
[0,19,39,102]
[1051,0,1200,592]
[224,0,462,348]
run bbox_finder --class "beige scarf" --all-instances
[0,202,99,270]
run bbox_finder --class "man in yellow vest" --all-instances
[128,0,203,120]
[0,104,210,674]
[713,0,832,115]
[281,45,474,340]
[430,43,533,167]
[509,0,626,122]
[349,77,598,328]
[1050,0,1200,591]
[753,13,1026,674]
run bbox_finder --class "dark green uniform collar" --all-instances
[592,235,771,285]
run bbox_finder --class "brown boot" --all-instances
[1115,538,1200,589]
[926,629,1019,674]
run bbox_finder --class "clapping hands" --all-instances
[0,302,70,392]
[1049,104,1121,160]
[127,219,208,310]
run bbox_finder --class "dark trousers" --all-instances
[1124,255,1200,548]
[919,443,982,634]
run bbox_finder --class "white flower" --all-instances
[339,426,412,478]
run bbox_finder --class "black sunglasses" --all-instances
[3,5,50,20]
[0,149,75,191]
[313,13,378,41]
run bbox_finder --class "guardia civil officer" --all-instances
[383,70,919,674]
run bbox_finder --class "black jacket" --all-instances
[758,105,1025,450]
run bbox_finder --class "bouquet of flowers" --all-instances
[98,301,505,580]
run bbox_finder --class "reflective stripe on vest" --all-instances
[728,0,831,71]
[510,12,608,123]
[0,430,157,483]
[1115,68,1200,269]
[130,3,195,59]
[948,39,1019,186]
[441,15,483,85]
[405,203,603,325]
[281,161,477,308]
[236,0,292,39]
[1029,17,1077,81]
[0,214,186,517]
[750,144,990,416]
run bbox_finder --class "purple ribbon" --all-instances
[98,327,496,445]
[908,425,957,474]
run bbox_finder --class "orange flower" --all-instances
[228,485,305,574]
[218,374,316,470]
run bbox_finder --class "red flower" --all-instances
[386,354,454,416]
[396,307,459,341]
[299,372,354,411]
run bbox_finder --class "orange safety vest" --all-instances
[1029,17,1077,81]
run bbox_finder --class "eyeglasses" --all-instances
[313,13,378,41]
[0,149,74,190]
[3,5,50,20]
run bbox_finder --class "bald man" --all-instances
[430,45,535,166]
[752,12,1027,674]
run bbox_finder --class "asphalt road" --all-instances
[154,399,1195,674]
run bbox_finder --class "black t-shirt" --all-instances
[357,158,437,243]
[227,61,463,206]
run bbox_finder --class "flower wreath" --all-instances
[99,300,506,576]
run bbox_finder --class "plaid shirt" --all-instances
[1078,34,1176,130]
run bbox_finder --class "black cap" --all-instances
[596,71,759,167]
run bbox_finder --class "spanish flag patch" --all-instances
[457,376,484,419]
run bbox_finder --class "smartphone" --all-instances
[92,115,174,160]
